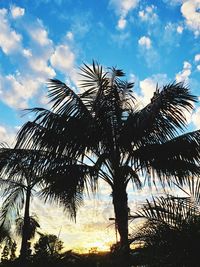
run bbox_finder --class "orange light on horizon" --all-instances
[72,240,113,254]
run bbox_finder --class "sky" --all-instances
[0,0,200,253]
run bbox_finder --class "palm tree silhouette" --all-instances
[0,147,44,260]
[8,62,200,254]
[131,194,200,266]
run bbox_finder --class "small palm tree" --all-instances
[131,195,200,266]
[3,62,200,255]
[34,233,63,258]
[0,147,45,260]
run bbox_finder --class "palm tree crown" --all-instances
[2,62,200,253]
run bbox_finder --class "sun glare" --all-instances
[74,240,113,254]
[87,241,111,252]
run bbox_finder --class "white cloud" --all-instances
[109,0,139,30]
[24,20,56,82]
[0,74,40,109]
[138,36,151,49]
[181,0,200,36]
[50,45,75,74]
[194,54,200,62]
[66,31,74,41]
[177,25,184,33]
[29,21,52,46]
[110,0,139,16]
[10,5,25,18]
[30,58,56,78]
[139,78,157,105]
[0,125,17,146]
[192,107,200,129]
[117,17,127,29]
[137,74,168,106]
[175,61,192,82]
[23,48,32,57]
[138,5,158,23]
[197,65,200,71]
[0,8,22,54]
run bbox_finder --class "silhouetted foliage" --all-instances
[10,241,17,261]
[15,215,40,240]
[1,245,9,262]
[34,233,63,258]
[131,195,200,266]
[1,62,200,257]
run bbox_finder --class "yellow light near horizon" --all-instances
[86,241,111,252]
[73,240,113,254]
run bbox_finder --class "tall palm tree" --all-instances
[0,147,44,260]
[8,62,200,254]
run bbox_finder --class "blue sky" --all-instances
[0,0,200,251]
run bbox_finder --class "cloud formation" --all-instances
[28,20,52,46]
[175,61,192,83]
[0,125,17,146]
[138,36,151,49]
[0,9,22,54]
[192,107,200,129]
[138,5,158,23]
[50,45,75,74]
[10,5,25,18]
[181,0,200,36]
[0,74,39,109]
[110,0,139,30]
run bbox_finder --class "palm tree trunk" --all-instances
[20,188,31,261]
[112,184,129,255]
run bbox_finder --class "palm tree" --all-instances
[34,233,63,258]
[0,147,44,261]
[131,195,200,266]
[8,62,200,254]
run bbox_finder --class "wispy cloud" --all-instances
[181,0,200,37]
[50,45,75,74]
[0,9,22,54]
[175,61,192,83]
[109,0,139,30]
[138,5,158,24]
[138,36,151,49]
[10,5,25,19]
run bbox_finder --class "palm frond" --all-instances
[173,177,200,206]
[118,165,142,189]
[134,196,199,227]
[0,147,49,185]
[132,130,200,185]
[121,82,197,150]
[0,186,25,229]
[79,61,109,91]
[16,108,97,158]
[15,215,40,239]
[39,163,98,220]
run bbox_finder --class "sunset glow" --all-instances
[0,0,200,259]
